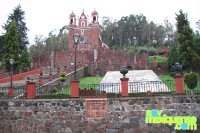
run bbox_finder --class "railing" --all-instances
[35,84,70,99]
[0,85,26,99]
[14,86,26,98]
[80,83,121,93]
[129,80,175,93]
[79,83,121,97]
[0,87,9,98]
[1,79,200,99]
[128,80,176,97]
[79,81,176,97]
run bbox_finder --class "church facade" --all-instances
[68,10,101,52]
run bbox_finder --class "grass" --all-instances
[149,56,168,64]
[79,76,103,84]
[158,74,174,81]
[62,76,103,95]
[158,74,176,92]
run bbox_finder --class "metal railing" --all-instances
[0,85,26,99]
[35,84,70,99]
[0,87,9,98]
[1,79,200,99]
[128,80,175,93]
[79,81,176,97]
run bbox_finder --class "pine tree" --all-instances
[3,4,28,49]
[176,10,200,70]
[3,20,20,70]
[3,4,30,70]
[0,35,5,61]
[175,10,189,34]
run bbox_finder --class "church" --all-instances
[31,10,147,75]
[32,10,111,69]
[68,9,102,52]
[67,9,109,63]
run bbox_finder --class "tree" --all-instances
[164,18,176,46]
[167,46,179,69]
[29,26,69,57]
[18,47,31,71]
[177,26,195,69]
[0,35,5,61]
[3,4,29,49]
[101,14,166,47]
[3,5,30,70]
[3,20,20,70]
[175,9,189,34]
[193,31,200,56]
[176,10,200,70]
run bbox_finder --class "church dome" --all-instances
[92,10,98,16]
[70,11,76,17]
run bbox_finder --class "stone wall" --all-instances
[0,95,200,133]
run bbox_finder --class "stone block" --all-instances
[63,127,72,133]
[72,115,82,120]
[129,117,139,123]
[123,128,135,133]
[106,129,117,133]
[85,126,95,133]
[143,99,150,104]
[106,123,113,129]
[134,105,143,111]
[113,122,122,129]
[21,125,32,133]
[96,127,106,133]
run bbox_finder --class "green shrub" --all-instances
[184,72,199,90]
[138,47,148,55]
[60,72,66,83]
[50,88,59,94]
[148,47,157,56]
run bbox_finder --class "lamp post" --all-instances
[9,58,14,88]
[73,33,80,80]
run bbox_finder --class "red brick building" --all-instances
[32,10,103,69]
[68,10,101,52]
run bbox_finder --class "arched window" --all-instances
[70,18,73,24]
[93,16,96,22]
[81,21,85,27]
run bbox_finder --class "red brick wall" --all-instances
[0,68,41,83]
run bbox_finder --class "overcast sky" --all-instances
[0,0,199,44]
